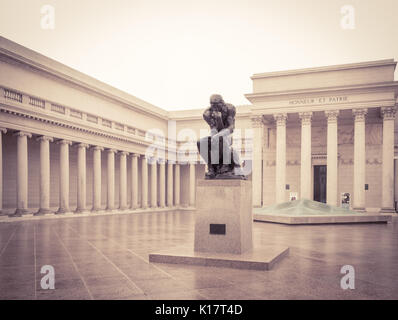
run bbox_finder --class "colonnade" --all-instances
[251,106,396,212]
[0,129,197,216]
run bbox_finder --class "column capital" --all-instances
[57,139,72,146]
[148,157,159,165]
[0,127,7,134]
[119,151,129,156]
[299,112,313,125]
[91,146,104,151]
[325,110,340,123]
[273,113,287,126]
[352,108,368,122]
[76,143,89,149]
[131,153,140,158]
[106,148,117,154]
[13,131,32,138]
[36,135,53,143]
[381,106,396,120]
[250,115,264,128]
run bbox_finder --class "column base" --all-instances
[35,208,53,216]
[91,208,103,213]
[75,208,89,214]
[119,206,129,211]
[10,208,29,217]
[352,207,366,213]
[379,207,395,213]
[56,207,71,214]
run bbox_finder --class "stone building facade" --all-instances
[0,36,397,217]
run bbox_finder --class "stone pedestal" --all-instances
[194,179,252,254]
[149,178,289,270]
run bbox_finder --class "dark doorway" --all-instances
[314,165,327,203]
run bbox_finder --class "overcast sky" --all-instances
[1,0,397,110]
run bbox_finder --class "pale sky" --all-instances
[0,0,397,110]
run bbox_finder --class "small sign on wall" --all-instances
[289,192,298,201]
[341,192,350,209]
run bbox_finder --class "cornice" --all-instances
[0,105,151,148]
[251,59,396,80]
[245,81,398,102]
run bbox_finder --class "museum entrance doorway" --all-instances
[314,165,327,203]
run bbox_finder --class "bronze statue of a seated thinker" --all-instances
[196,94,246,180]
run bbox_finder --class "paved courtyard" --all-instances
[0,211,397,300]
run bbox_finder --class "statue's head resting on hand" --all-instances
[210,94,225,111]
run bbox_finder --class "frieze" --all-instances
[289,96,348,106]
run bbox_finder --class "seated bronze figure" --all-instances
[196,94,246,179]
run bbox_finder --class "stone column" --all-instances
[36,136,53,215]
[159,159,166,208]
[189,162,196,207]
[106,149,117,211]
[0,128,7,214]
[174,163,180,206]
[299,112,312,200]
[352,108,367,211]
[325,110,339,207]
[167,161,174,207]
[76,143,88,213]
[12,131,32,216]
[395,159,398,212]
[92,146,103,212]
[380,106,396,212]
[119,151,128,210]
[251,116,263,207]
[150,158,158,208]
[274,113,287,204]
[141,156,148,209]
[130,154,139,209]
[57,140,72,214]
